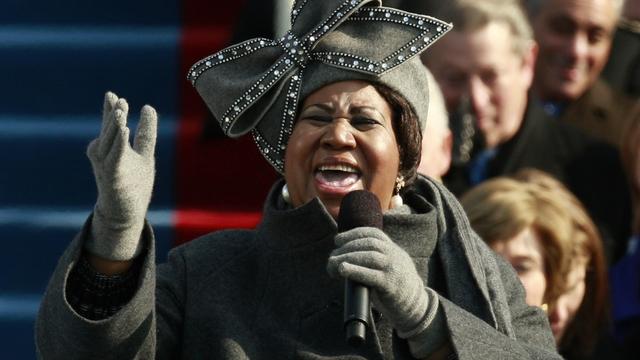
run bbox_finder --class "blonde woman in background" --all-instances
[461,168,611,359]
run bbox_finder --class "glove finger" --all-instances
[133,105,158,159]
[86,138,101,163]
[335,227,391,247]
[100,92,119,139]
[96,110,118,158]
[97,108,127,158]
[328,251,388,276]
[331,237,389,257]
[115,98,130,126]
[105,126,131,167]
[335,262,387,290]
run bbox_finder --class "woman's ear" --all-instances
[521,40,539,89]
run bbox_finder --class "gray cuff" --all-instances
[85,210,145,261]
[398,288,449,358]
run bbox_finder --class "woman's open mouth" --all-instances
[314,164,361,191]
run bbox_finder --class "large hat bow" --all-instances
[188,0,451,172]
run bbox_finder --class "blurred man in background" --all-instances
[422,0,536,192]
[526,0,638,149]
[422,0,631,264]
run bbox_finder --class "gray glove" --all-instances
[327,227,444,355]
[85,92,157,261]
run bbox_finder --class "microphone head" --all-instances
[338,190,383,232]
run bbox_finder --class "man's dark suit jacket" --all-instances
[561,79,639,150]
[445,101,631,264]
[602,24,640,98]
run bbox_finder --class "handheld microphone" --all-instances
[337,190,383,347]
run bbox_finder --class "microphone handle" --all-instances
[344,280,370,347]
[337,190,382,347]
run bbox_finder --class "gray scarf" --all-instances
[410,175,516,338]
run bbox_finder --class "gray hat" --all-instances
[188,0,451,173]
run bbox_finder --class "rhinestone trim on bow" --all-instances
[252,73,303,172]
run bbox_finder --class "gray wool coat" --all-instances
[36,176,561,359]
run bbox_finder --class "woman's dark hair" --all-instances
[372,83,423,189]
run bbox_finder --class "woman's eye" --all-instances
[303,115,333,123]
[512,263,531,274]
[351,116,379,127]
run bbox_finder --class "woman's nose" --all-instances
[468,77,491,118]
[321,118,357,149]
[548,300,569,325]
[566,33,588,61]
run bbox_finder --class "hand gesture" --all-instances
[85,92,157,261]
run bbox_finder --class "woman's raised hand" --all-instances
[85,92,157,267]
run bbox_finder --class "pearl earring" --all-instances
[281,183,291,204]
[390,194,404,208]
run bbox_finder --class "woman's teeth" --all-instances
[315,165,360,187]
[317,164,359,173]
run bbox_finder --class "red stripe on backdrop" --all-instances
[177,0,278,245]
